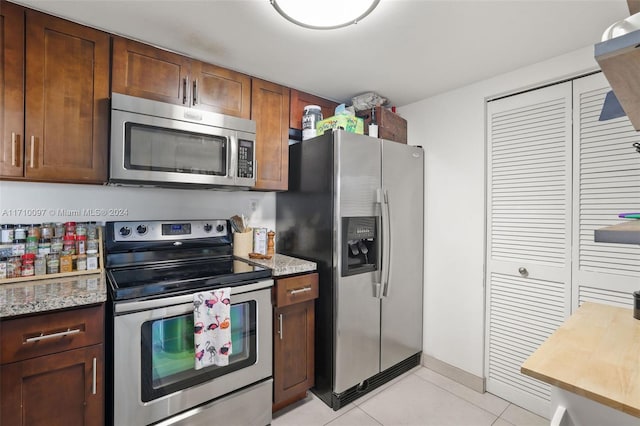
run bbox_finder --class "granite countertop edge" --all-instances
[237,253,317,277]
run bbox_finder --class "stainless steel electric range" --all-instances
[104,219,273,426]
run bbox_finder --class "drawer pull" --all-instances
[11,132,17,166]
[288,286,312,295]
[92,357,97,395]
[24,327,81,343]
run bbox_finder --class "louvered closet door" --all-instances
[572,73,640,309]
[486,82,572,418]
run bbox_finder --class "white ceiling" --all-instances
[13,0,630,107]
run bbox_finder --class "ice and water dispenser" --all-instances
[341,217,377,276]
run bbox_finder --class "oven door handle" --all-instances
[114,279,274,314]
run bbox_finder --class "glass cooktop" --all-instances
[107,257,271,301]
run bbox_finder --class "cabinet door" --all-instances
[251,78,290,191]
[191,61,251,118]
[273,300,314,410]
[1,344,104,426]
[0,0,25,178]
[289,89,338,130]
[112,36,191,106]
[24,11,109,183]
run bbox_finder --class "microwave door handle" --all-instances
[228,138,236,180]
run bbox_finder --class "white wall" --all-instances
[399,46,600,378]
[0,181,275,230]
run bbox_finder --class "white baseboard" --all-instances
[421,354,485,393]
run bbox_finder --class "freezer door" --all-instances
[380,141,424,371]
[333,131,382,393]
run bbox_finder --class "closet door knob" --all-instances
[518,267,528,277]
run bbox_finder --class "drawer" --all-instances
[0,304,104,365]
[275,273,319,308]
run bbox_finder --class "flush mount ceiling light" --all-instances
[270,0,380,30]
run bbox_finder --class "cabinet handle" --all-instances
[192,79,198,105]
[29,136,35,168]
[278,314,283,340]
[11,132,17,166]
[92,357,97,395]
[24,327,81,343]
[289,286,312,295]
[182,77,188,105]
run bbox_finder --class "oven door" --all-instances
[112,280,272,426]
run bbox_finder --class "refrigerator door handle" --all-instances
[381,188,392,298]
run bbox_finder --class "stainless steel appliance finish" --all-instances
[277,130,424,409]
[110,93,256,189]
[104,219,273,426]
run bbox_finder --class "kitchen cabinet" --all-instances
[289,89,339,130]
[112,36,251,118]
[272,272,318,412]
[0,304,105,426]
[251,78,290,191]
[0,1,25,178]
[0,7,109,183]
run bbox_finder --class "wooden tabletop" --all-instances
[521,302,640,418]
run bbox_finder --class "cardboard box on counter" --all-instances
[316,115,364,136]
[357,107,408,144]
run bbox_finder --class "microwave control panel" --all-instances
[237,139,254,178]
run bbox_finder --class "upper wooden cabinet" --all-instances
[112,37,251,119]
[1,4,110,183]
[289,89,339,130]
[0,1,25,178]
[251,78,290,191]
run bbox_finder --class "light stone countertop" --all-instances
[0,273,107,318]
[521,302,640,418]
[237,253,317,277]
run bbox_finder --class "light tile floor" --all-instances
[272,366,548,426]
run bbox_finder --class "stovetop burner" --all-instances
[104,219,272,301]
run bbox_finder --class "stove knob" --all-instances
[119,226,131,237]
[216,224,225,233]
[136,224,148,235]
[203,223,213,233]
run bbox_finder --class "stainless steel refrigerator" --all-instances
[276,129,424,409]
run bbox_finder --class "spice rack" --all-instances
[0,226,105,285]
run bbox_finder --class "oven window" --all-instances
[124,122,227,176]
[140,301,256,402]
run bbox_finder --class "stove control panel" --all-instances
[111,220,228,241]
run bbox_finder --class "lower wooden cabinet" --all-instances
[272,272,318,411]
[0,304,105,426]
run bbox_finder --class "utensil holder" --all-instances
[233,231,253,257]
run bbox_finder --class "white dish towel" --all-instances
[193,287,232,370]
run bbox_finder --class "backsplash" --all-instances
[0,181,275,229]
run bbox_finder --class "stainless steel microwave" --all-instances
[109,93,256,189]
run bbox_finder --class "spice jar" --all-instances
[51,237,63,253]
[76,235,87,255]
[86,250,99,270]
[13,225,27,243]
[25,236,38,254]
[0,224,14,244]
[0,258,6,279]
[54,223,65,238]
[7,256,21,278]
[76,254,87,271]
[64,221,76,237]
[27,224,40,239]
[38,238,51,255]
[87,238,99,252]
[40,223,53,240]
[35,254,46,276]
[63,235,76,254]
[60,254,73,273]
[46,253,60,274]
[76,223,87,237]
[21,253,35,277]
[87,223,98,240]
